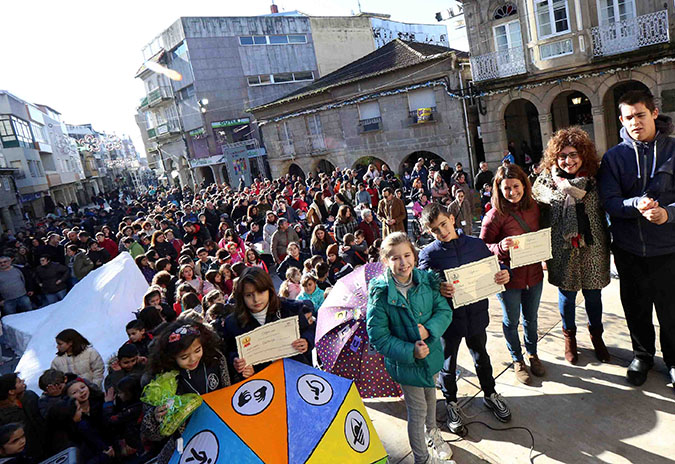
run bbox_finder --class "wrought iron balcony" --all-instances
[358,117,382,133]
[591,10,670,57]
[470,46,526,82]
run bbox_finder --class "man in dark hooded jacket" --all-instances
[598,90,675,391]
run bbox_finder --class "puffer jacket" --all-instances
[50,346,105,388]
[367,268,452,388]
[598,115,675,256]
[418,233,494,338]
[480,203,544,290]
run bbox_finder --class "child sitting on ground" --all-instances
[279,267,302,299]
[314,262,332,291]
[0,423,29,464]
[340,233,367,267]
[326,244,351,284]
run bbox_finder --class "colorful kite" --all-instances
[168,359,388,464]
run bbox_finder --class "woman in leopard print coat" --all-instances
[532,127,611,365]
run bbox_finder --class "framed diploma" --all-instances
[509,228,553,269]
[236,316,300,366]
[444,255,505,308]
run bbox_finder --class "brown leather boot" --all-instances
[589,324,610,362]
[562,328,578,365]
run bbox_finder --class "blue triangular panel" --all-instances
[168,403,264,464]
[283,359,353,464]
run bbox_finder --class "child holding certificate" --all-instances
[480,164,546,386]
[418,203,512,437]
[367,232,454,464]
[222,267,315,382]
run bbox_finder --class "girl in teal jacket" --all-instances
[367,232,454,464]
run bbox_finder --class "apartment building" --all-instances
[249,40,476,179]
[135,10,450,187]
[0,90,49,219]
[462,0,675,165]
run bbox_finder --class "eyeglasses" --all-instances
[557,151,579,161]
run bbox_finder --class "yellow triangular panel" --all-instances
[306,384,387,463]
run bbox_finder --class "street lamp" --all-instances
[198,98,209,113]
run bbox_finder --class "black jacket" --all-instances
[222,298,315,381]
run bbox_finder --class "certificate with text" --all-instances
[509,228,553,268]
[236,316,300,366]
[444,255,505,308]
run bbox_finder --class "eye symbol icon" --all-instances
[307,379,325,400]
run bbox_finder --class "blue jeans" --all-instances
[2,295,33,315]
[558,289,603,331]
[497,281,543,362]
[43,289,68,306]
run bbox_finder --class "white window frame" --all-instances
[407,88,437,112]
[596,0,636,26]
[540,38,574,59]
[239,34,307,46]
[493,19,523,51]
[307,114,322,136]
[535,0,571,39]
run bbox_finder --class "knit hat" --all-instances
[326,243,339,257]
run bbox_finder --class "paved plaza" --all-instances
[365,274,675,464]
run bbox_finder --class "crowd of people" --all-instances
[0,90,672,464]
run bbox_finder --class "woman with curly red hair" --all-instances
[532,127,611,365]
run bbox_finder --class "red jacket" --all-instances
[357,220,380,246]
[99,238,119,259]
[480,203,543,290]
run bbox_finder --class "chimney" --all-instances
[270,3,278,13]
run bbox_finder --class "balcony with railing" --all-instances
[358,117,382,133]
[147,120,181,140]
[470,46,527,82]
[591,10,670,57]
[139,86,173,109]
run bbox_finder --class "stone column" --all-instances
[592,105,608,157]
[538,113,554,148]
[2,207,15,234]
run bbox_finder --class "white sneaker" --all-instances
[425,427,453,461]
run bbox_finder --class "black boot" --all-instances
[627,357,652,386]
[588,324,610,363]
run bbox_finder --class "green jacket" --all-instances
[366,268,452,388]
[128,242,145,259]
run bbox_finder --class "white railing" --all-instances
[591,10,670,57]
[309,134,326,153]
[470,46,526,82]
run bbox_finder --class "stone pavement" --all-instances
[364,274,675,464]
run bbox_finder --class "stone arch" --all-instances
[496,91,544,121]
[504,98,544,164]
[197,166,215,186]
[550,90,594,138]
[597,70,658,105]
[540,81,600,110]
[352,156,388,180]
[601,79,652,148]
[314,159,336,176]
[288,163,305,179]
[399,150,445,175]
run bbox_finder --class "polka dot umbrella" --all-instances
[315,262,402,398]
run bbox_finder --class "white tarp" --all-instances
[2,252,148,392]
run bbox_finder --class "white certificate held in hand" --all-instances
[236,316,300,366]
[509,228,553,268]
[444,255,505,308]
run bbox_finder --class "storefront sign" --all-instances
[19,191,43,203]
[188,127,205,137]
[211,118,250,128]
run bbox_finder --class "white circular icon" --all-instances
[344,409,370,453]
[232,379,274,416]
[297,374,333,406]
[179,430,219,464]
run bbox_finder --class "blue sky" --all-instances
[2,0,467,157]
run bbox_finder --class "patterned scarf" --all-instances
[552,167,593,248]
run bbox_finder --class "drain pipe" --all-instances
[458,62,476,182]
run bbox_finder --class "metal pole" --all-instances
[458,63,476,181]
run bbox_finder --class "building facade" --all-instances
[135,11,451,187]
[0,90,49,219]
[249,40,476,179]
[462,0,675,167]
[0,148,22,234]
